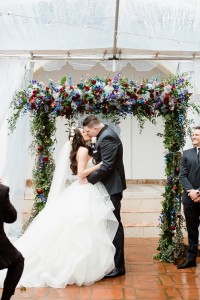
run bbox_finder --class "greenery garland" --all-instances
[8,73,199,261]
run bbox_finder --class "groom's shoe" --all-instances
[104,266,125,278]
[177,259,197,269]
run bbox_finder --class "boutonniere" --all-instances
[91,137,97,144]
[91,137,97,150]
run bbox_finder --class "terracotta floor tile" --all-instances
[159,274,174,286]
[171,273,200,285]
[128,263,157,273]
[122,287,137,299]
[165,263,193,273]
[119,273,134,285]
[12,297,32,300]
[190,266,200,274]
[135,288,166,299]
[153,262,168,273]
[92,287,123,299]
[48,286,79,298]
[132,274,164,289]
[12,287,34,297]
[2,238,200,300]
[33,287,51,298]
[78,286,92,299]
[101,276,122,285]
[178,288,200,299]
[125,253,151,263]
[165,287,182,300]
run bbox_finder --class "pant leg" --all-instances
[110,193,125,268]
[183,203,200,261]
[1,253,24,300]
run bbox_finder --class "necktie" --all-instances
[198,148,200,163]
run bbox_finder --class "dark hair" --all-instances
[194,126,200,130]
[82,115,101,128]
[69,128,86,175]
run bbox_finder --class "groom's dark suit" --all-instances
[179,147,200,262]
[87,125,126,269]
[0,184,24,300]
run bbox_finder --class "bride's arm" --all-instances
[77,147,102,180]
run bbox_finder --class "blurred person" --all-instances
[0,183,24,300]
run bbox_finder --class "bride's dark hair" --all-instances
[69,128,86,175]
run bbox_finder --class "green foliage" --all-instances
[23,110,57,231]
[61,76,67,85]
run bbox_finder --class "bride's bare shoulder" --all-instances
[77,146,89,159]
[78,146,88,154]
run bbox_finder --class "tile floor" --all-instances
[1,237,200,300]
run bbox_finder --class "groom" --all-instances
[83,115,126,278]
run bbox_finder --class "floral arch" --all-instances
[8,73,198,263]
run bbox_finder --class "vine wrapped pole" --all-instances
[154,112,185,263]
[154,78,199,262]
[24,110,57,229]
[22,107,57,231]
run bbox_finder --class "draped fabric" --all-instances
[0,57,31,237]
[0,58,28,128]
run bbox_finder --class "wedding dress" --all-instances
[0,142,118,288]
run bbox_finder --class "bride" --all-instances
[0,127,118,288]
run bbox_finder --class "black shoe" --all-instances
[104,267,125,278]
[177,259,197,269]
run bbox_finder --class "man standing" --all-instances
[177,126,200,269]
[0,183,24,300]
[83,115,126,278]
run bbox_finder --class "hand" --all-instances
[193,196,200,203]
[97,161,103,168]
[188,189,199,200]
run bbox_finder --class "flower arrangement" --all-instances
[8,72,199,261]
[9,73,192,130]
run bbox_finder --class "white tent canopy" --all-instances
[0,0,200,60]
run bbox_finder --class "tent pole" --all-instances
[113,0,120,60]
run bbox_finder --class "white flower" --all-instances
[104,85,114,94]
[91,137,97,144]
[143,91,150,100]
[27,88,33,97]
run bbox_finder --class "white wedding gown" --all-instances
[0,161,118,288]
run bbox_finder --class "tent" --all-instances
[0,0,200,59]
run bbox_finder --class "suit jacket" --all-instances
[179,147,200,205]
[87,126,126,196]
[0,183,21,269]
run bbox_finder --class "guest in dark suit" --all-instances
[0,183,24,300]
[83,115,126,278]
[178,126,200,269]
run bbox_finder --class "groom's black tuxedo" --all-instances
[87,125,126,269]
[88,125,126,195]
[0,183,24,300]
[179,147,200,262]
